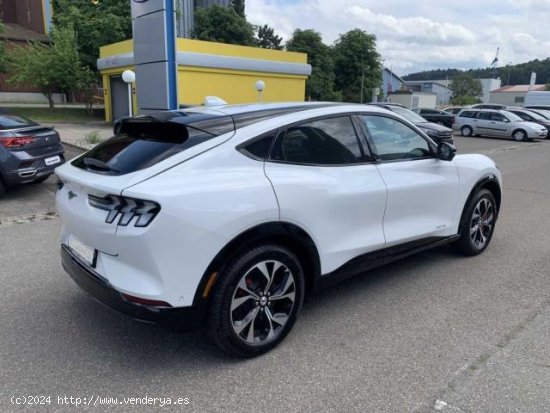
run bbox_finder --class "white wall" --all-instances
[388,93,436,109]
[489,92,525,106]
[481,78,501,103]
[387,94,412,107]
[0,92,66,104]
[414,94,437,109]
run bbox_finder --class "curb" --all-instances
[62,141,88,152]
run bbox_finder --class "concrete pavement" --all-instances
[44,123,113,149]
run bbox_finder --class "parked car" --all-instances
[368,103,454,144]
[56,102,502,357]
[471,103,507,110]
[506,109,550,135]
[443,107,464,115]
[412,108,455,128]
[525,105,550,111]
[525,108,550,120]
[454,109,547,141]
[0,114,65,195]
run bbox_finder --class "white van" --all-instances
[524,91,550,108]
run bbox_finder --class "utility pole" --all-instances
[360,67,365,104]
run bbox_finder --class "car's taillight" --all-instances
[0,136,34,148]
[88,194,160,227]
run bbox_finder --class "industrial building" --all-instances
[403,80,452,106]
[489,84,547,106]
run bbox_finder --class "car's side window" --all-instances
[490,112,504,122]
[238,134,275,160]
[270,116,365,165]
[361,115,432,161]
[477,112,491,120]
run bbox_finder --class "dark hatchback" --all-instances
[0,114,65,195]
[368,103,454,144]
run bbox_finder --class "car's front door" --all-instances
[473,111,492,136]
[359,114,460,246]
[488,112,511,137]
[264,115,388,274]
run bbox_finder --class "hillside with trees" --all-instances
[403,58,550,85]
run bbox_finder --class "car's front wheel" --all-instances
[455,189,497,256]
[207,245,305,357]
[512,129,527,142]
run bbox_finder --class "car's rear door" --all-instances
[264,115,387,274]
[358,114,459,246]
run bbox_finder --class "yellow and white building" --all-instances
[98,39,311,122]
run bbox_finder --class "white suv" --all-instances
[55,103,502,357]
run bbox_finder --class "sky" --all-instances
[246,0,550,76]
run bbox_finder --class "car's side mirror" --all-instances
[502,118,510,123]
[437,142,456,161]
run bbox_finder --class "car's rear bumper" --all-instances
[2,148,65,185]
[61,245,205,330]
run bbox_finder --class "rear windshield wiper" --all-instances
[83,157,119,173]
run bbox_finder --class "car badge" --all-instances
[68,191,77,200]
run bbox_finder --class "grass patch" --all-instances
[84,131,102,145]
[7,107,105,123]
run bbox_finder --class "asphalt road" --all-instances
[1,137,549,412]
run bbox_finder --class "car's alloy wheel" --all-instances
[461,126,473,137]
[512,130,527,142]
[469,198,495,250]
[230,260,296,345]
[455,189,497,255]
[207,245,304,357]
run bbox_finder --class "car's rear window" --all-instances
[0,115,36,130]
[72,112,234,175]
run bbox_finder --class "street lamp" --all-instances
[122,70,135,117]
[256,80,265,102]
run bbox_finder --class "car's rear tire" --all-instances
[32,174,52,184]
[461,126,473,137]
[207,244,305,357]
[512,129,527,142]
[0,178,6,196]
[455,189,497,256]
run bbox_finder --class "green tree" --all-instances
[286,29,340,101]
[0,22,8,73]
[231,0,246,18]
[256,25,283,50]
[333,29,381,103]
[450,73,483,104]
[8,26,92,109]
[193,5,254,46]
[52,0,131,71]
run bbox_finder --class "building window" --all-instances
[514,96,525,103]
